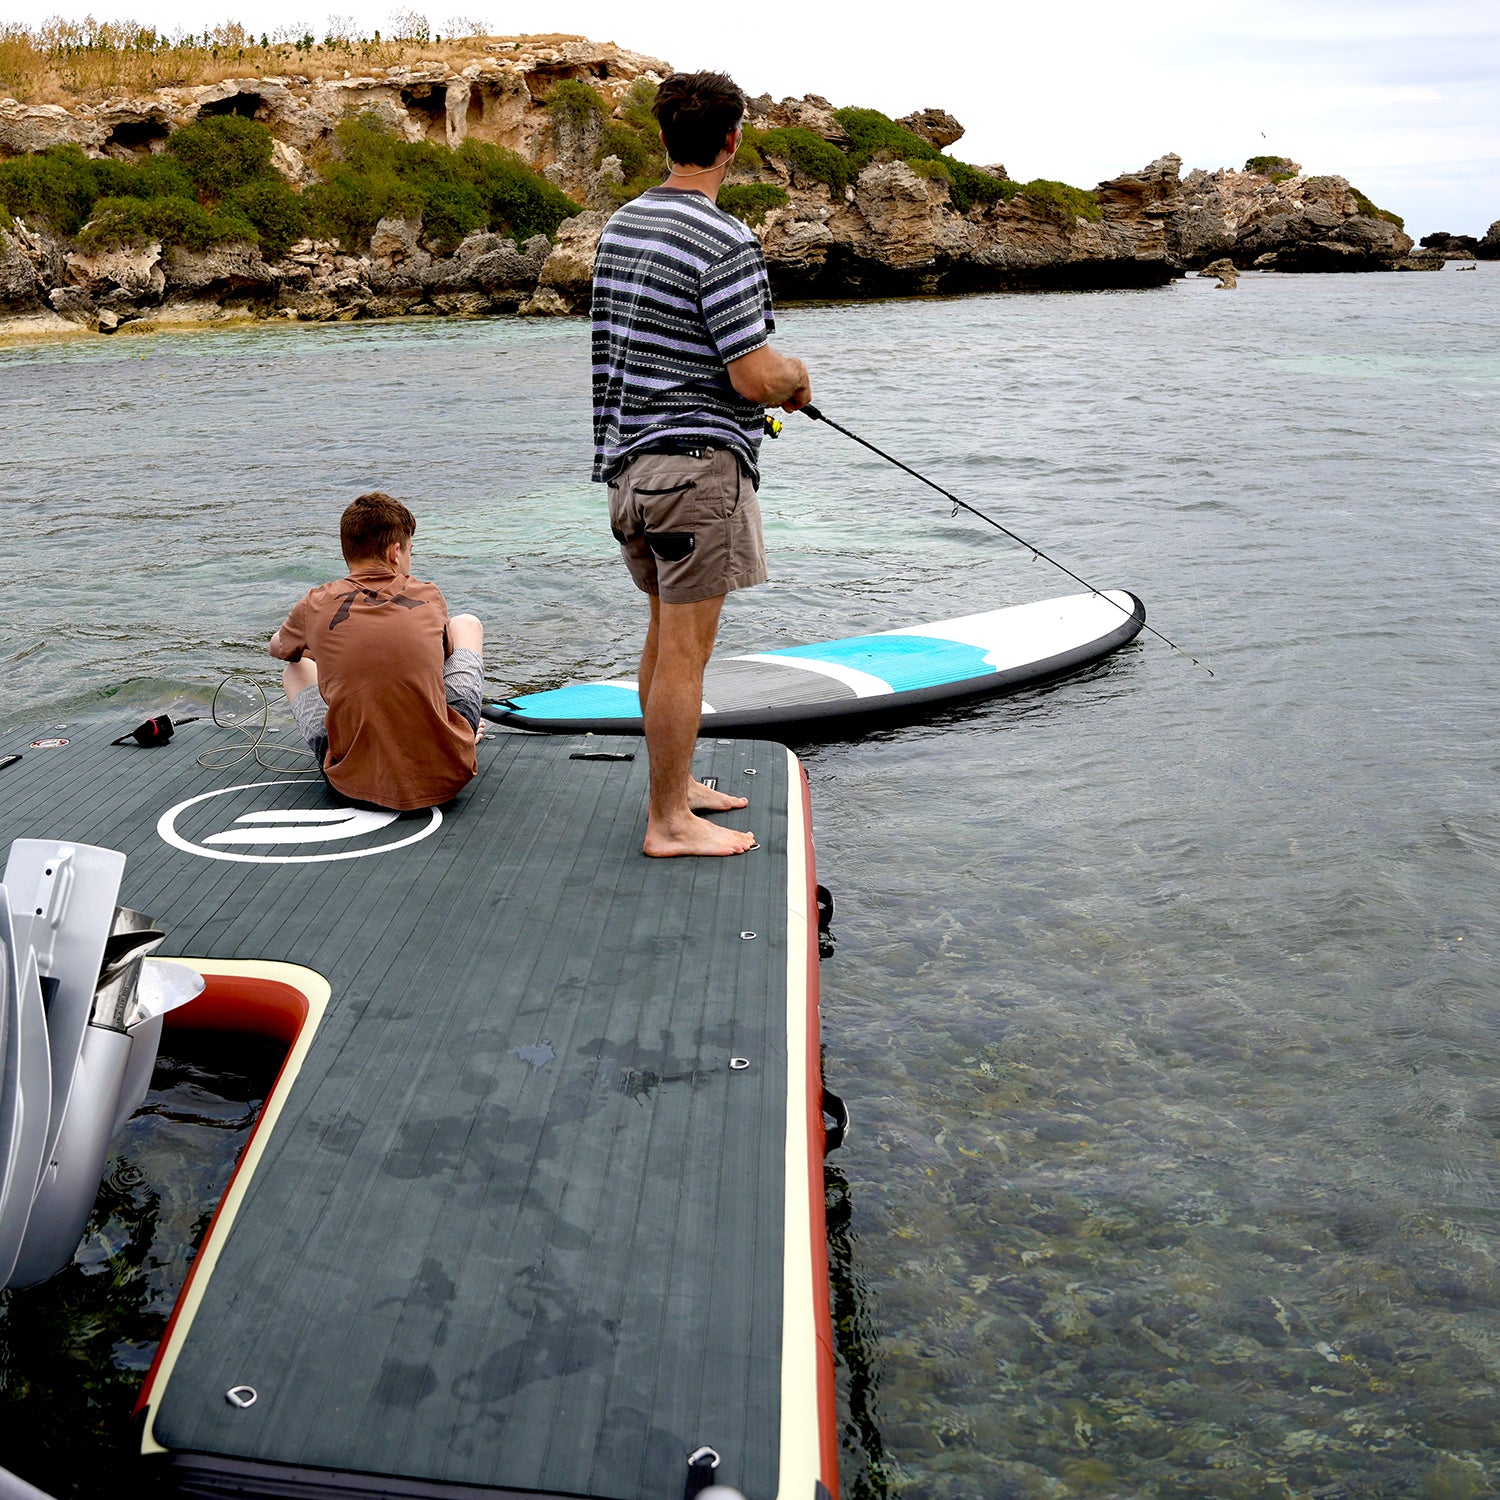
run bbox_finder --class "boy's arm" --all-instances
[268,599,309,661]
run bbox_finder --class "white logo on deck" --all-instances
[158,781,441,863]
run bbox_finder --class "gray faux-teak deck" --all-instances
[0,717,835,1500]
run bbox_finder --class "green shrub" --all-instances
[167,113,275,200]
[0,143,101,235]
[617,77,658,135]
[419,178,485,253]
[717,183,788,225]
[599,120,662,188]
[950,162,1018,213]
[452,137,578,241]
[304,162,422,248]
[752,126,852,192]
[821,106,1021,213]
[546,77,604,132]
[1349,185,1403,229]
[2,107,576,256]
[907,157,951,184]
[583,79,665,200]
[221,176,308,256]
[831,106,941,169]
[90,152,195,202]
[1019,178,1102,223]
[1245,155,1297,177]
[304,115,577,248]
[77,193,251,251]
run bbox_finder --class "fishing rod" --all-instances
[791,404,1213,677]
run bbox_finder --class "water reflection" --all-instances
[0,1035,282,1497]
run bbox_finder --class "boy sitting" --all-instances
[269,491,484,811]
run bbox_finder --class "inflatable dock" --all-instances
[0,719,839,1500]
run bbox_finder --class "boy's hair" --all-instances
[653,71,746,168]
[341,491,416,564]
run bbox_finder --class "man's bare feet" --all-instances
[688,777,748,813]
[644,812,757,858]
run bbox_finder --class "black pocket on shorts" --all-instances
[646,530,696,562]
[635,480,697,497]
[610,525,629,544]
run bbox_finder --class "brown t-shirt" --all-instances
[272,567,477,811]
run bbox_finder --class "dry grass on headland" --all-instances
[0,18,583,104]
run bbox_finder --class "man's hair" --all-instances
[341,491,416,564]
[653,71,746,169]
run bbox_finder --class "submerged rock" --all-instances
[1199,256,1238,288]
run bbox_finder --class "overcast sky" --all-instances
[10,0,1497,237]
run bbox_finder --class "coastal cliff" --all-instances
[0,36,1429,334]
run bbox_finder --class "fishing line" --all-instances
[798,404,1213,677]
[196,677,318,774]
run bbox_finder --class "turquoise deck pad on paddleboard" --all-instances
[0,718,836,1500]
[485,589,1145,737]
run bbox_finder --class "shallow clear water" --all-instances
[3,265,1500,1498]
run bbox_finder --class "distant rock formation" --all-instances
[1199,257,1238,288]
[1166,159,1411,271]
[0,42,1425,332]
[896,109,965,149]
[1419,231,1479,259]
[1476,220,1500,261]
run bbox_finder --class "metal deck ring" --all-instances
[729,1057,750,1070]
[225,1385,258,1408]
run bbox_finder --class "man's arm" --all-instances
[727,343,812,412]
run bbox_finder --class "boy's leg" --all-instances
[283,658,329,769]
[444,615,485,735]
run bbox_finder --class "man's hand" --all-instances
[779,360,812,413]
[728,344,812,411]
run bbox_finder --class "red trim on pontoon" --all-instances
[800,763,840,1495]
[132,973,313,1416]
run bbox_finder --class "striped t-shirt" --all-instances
[591,186,775,485]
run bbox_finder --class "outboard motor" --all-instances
[0,840,203,1289]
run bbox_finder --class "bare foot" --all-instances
[644,812,757,858]
[689,777,748,813]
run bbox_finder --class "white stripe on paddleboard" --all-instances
[589,679,713,714]
[894,590,1135,672]
[729,652,893,699]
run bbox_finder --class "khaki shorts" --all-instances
[607,446,768,604]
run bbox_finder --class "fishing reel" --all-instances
[763,413,783,439]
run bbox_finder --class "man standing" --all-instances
[592,70,812,858]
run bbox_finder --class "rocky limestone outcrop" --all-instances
[897,109,964,149]
[0,41,1429,333]
[1165,160,1412,271]
[1419,231,1479,259]
[0,39,671,169]
[1478,220,1500,260]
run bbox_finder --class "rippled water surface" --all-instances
[3,267,1500,1498]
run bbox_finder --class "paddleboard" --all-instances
[484,589,1145,737]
